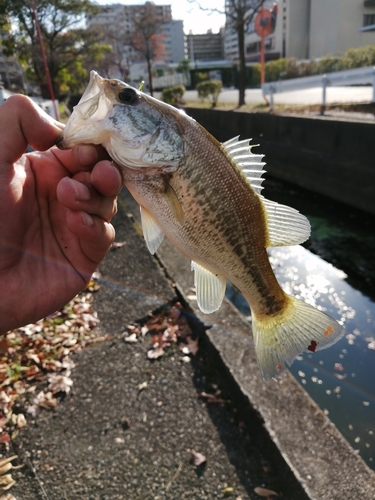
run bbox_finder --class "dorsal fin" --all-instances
[222,136,266,194]
[222,137,310,247]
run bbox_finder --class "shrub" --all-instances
[161,85,186,107]
[196,80,223,107]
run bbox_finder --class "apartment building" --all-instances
[225,0,375,64]
[86,2,185,79]
[187,29,225,62]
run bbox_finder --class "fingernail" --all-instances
[112,164,123,193]
[81,211,94,227]
[68,179,90,201]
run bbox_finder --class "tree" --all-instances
[177,58,191,86]
[0,0,112,97]
[188,0,265,107]
[130,2,166,96]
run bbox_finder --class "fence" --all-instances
[262,65,375,109]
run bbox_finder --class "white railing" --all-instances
[152,73,190,90]
[262,66,375,108]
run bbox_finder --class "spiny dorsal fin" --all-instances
[140,205,165,254]
[222,137,310,247]
[222,136,266,194]
[191,261,226,314]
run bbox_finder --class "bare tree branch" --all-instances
[187,0,265,106]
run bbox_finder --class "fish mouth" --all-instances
[56,71,112,150]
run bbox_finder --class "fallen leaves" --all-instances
[0,456,22,492]
[123,302,199,362]
[0,285,107,448]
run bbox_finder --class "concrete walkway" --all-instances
[8,187,375,499]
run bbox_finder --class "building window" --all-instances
[247,21,255,34]
[363,13,375,26]
[246,41,259,54]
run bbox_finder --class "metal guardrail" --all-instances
[262,65,375,109]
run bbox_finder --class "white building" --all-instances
[224,0,375,64]
[160,20,186,64]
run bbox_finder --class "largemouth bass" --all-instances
[57,71,344,380]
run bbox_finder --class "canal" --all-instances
[226,175,375,470]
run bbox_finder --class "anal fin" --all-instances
[191,261,226,314]
[140,206,165,254]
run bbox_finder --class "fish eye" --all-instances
[117,88,138,105]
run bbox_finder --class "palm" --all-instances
[0,96,120,333]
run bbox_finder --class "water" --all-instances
[226,177,375,470]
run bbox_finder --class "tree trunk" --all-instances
[237,22,246,107]
[147,57,153,96]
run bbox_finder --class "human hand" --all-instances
[0,95,122,334]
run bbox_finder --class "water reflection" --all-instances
[226,245,375,469]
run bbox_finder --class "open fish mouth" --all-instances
[56,71,113,149]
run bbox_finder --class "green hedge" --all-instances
[249,44,375,86]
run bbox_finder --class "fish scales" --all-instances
[56,71,346,380]
[153,122,288,317]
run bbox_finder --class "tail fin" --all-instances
[251,296,345,380]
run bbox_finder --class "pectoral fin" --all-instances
[164,180,185,225]
[191,261,226,314]
[140,206,165,254]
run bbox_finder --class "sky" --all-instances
[95,0,226,34]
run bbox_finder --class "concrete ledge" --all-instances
[121,188,375,500]
[184,108,375,215]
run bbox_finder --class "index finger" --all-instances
[50,143,112,177]
[0,95,63,166]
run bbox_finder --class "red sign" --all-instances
[254,4,278,38]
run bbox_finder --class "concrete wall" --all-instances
[184,107,375,215]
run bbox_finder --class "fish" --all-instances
[56,71,345,380]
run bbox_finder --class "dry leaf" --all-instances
[147,347,164,359]
[138,382,148,392]
[191,450,207,466]
[124,333,138,343]
[16,414,26,429]
[26,404,39,417]
[222,486,235,495]
[111,241,126,249]
[199,391,227,404]
[185,336,199,356]
[254,486,279,497]
[0,474,15,490]
[35,391,57,409]
[47,374,73,394]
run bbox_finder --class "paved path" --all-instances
[183,86,373,106]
